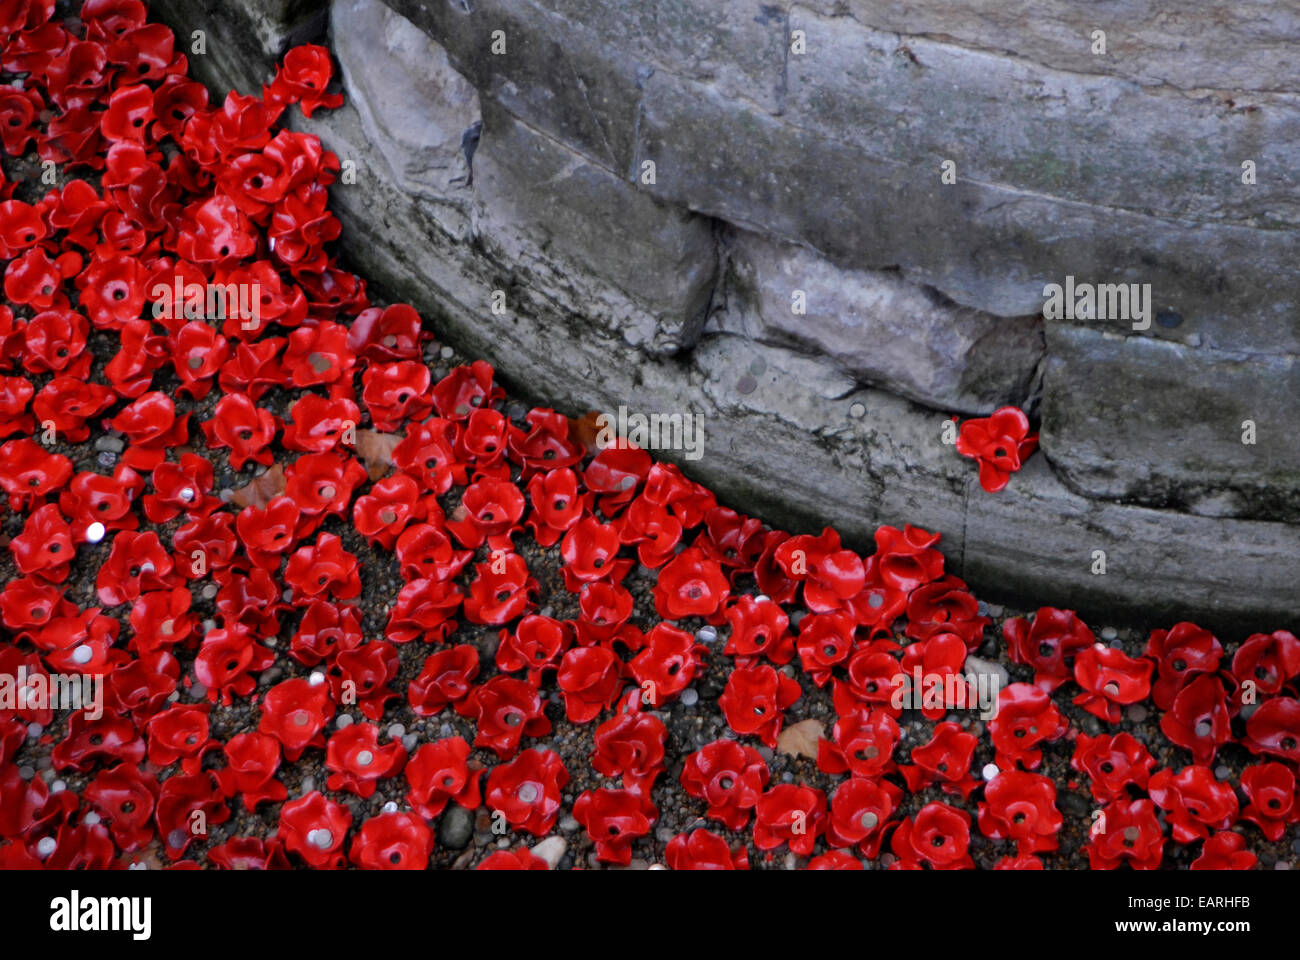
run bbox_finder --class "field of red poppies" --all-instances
[0,0,1297,872]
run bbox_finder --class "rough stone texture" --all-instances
[713,230,1044,414]
[149,0,328,95]
[151,0,1300,632]
[1042,325,1300,521]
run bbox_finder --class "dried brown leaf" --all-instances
[228,463,286,510]
[355,429,403,481]
[776,718,824,761]
[568,410,605,456]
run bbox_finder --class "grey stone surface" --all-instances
[714,229,1044,414]
[1041,325,1300,522]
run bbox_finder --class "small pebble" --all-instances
[697,626,717,643]
[387,723,406,740]
[26,722,42,738]
[36,837,57,858]
[985,604,1003,617]
[402,733,418,752]
[96,451,117,468]
[1126,704,1148,723]
[559,816,581,833]
[849,402,866,419]
[336,714,354,729]
[781,771,794,783]
[301,776,316,792]
[680,688,699,707]
[85,522,106,544]
[532,836,566,869]
[654,827,675,843]
[201,583,218,599]
[93,434,125,453]
[1214,765,1231,781]
[190,682,207,700]
[1101,626,1118,641]
[982,763,999,781]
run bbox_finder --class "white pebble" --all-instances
[681,688,699,707]
[301,777,315,792]
[309,671,326,686]
[336,714,354,729]
[83,812,101,826]
[36,837,57,858]
[982,763,999,781]
[382,801,399,814]
[440,346,454,359]
[531,836,566,870]
[71,644,92,665]
[51,780,66,793]
[26,723,42,738]
[697,626,717,643]
[387,723,406,740]
[849,402,866,419]
[191,682,207,700]
[85,522,106,544]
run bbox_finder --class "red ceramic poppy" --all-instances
[235,495,301,570]
[573,787,656,865]
[889,801,974,870]
[977,770,1063,855]
[1143,621,1223,711]
[353,473,425,550]
[1190,831,1256,870]
[1159,673,1232,765]
[394,522,472,583]
[281,394,360,453]
[497,614,571,685]
[818,707,901,781]
[387,577,463,646]
[806,851,865,870]
[897,720,979,797]
[362,360,433,432]
[557,645,623,724]
[477,848,550,870]
[104,650,180,722]
[258,676,335,762]
[575,581,640,649]
[525,466,584,547]
[207,837,291,871]
[284,532,362,602]
[583,443,651,516]
[1148,764,1238,843]
[629,623,706,707]
[282,320,355,390]
[0,437,73,509]
[96,530,176,606]
[142,452,216,524]
[1070,732,1156,803]
[350,812,433,870]
[432,360,502,421]
[284,451,367,530]
[408,644,480,716]
[393,416,467,495]
[987,682,1069,772]
[214,731,286,810]
[871,523,945,594]
[285,600,360,668]
[507,407,585,478]
[1242,697,1300,763]
[10,502,74,581]
[219,336,287,401]
[1003,607,1095,692]
[1236,763,1297,844]
[346,302,423,362]
[195,626,275,705]
[464,675,550,760]
[723,594,795,665]
[591,693,667,794]
[561,515,633,591]
[110,391,189,471]
[331,640,400,721]
[145,703,217,775]
[795,611,856,687]
[1072,643,1153,723]
[680,739,770,831]
[905,574,989,649]
[155,771,229,858]
[32,377,115,443]
[484,748,568,836]
[325,723,407,798]
[83,762,158,853]
[834,645,904,715]
[265,43,343,117]
[717,663,801,747]
[174,514,241,581]
[201,393,278,469]
[1231,630,1300,698]
[464,551,537,625]
[774,527,864,612]
[653,546,729,620]
[753,783,827,856]
[404,736,483,819]
[826,777,895,855]
[445,476,525,550]
[665,829,749,870]
[278,790,352,869]
[458,408,517,479]
[955,406,1038,492]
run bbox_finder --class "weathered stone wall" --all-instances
[152,0,1300,634]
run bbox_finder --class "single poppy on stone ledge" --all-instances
[954,405,1038,493]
